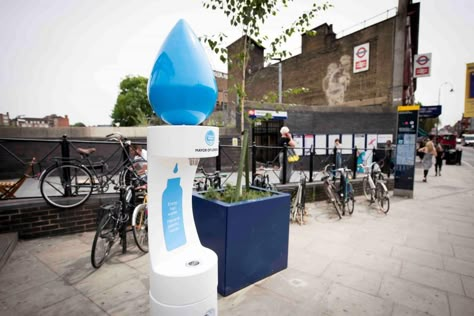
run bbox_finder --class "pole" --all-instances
[437,81,454,142]
[278,62,282,104]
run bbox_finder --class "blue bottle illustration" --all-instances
[162,163,186,251]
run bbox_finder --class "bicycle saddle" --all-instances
[77,147,96,155]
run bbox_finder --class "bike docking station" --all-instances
[147,19,219,315]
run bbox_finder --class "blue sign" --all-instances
[419,105,442,118]
[205,130,215,146]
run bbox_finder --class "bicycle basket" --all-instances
[97,201,121,223]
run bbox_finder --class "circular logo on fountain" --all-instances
[205,130,215,146]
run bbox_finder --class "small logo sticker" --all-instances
[205,130,215,146]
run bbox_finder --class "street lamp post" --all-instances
[436,81,454,141]
[271,58,282,104]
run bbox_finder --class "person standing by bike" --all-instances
[417,136,437,182]
[435,143,444,176]
[279,126,295,184]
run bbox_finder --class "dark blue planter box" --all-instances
[192,189,290,296]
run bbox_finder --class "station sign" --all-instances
[414,53,432,78]
[248,109,287,120]
[353,43,370,73]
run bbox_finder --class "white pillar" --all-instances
[148,125,218,316]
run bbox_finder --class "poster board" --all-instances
[377,134,393,147]
[293,134,304,156]
[328,134,340,154]
[304,134,314,155]
[364,134,377,165]
[341,134,353,154]
[354,134,366,172]
[315,135,327,155]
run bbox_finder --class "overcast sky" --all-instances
[0,0,472,127]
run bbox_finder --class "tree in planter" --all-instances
[202,0,331,200]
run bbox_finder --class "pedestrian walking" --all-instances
[279,126,295,184]
[417,137,437,182]
[435,143,444,176]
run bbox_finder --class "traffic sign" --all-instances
[419,105,442,118]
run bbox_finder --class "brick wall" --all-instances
[0,195,117,239]
[229,18,396,108]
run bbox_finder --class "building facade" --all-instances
[225,0,420,151]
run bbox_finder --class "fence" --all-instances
[0,135,392,199]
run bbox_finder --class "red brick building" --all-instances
[226,0,420,139]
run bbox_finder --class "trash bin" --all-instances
[455,149,463,165]
[445,149,457,165]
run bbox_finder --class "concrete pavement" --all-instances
[1,161,474,316]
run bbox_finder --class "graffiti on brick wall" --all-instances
[322,55,352,106]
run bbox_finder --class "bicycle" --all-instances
[335,167,355,216]
[360,162,390,213]
[253,162,275,191]
[132,189,148,253]
[290,171,306,225]
[193,167,222,192]
[321,164,343,219]
[91,185,136,269]
[40,132,145,209]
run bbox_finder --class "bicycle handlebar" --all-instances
[198,167,220,178]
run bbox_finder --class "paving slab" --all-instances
[379,275,449,316]
[0,161,473,315]
[448,294,474,316]
[321,261,383,295]
[400,261,464,295]
[461,275,474,299]
[391,245,444,269]
[320,283,392,316]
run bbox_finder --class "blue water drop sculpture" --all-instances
[173,163,178,174]
[148,19,218,125]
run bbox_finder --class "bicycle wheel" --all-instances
[345,183,355,215]
[254,174,264,188]
[325,184,342,219]
[375,182,390,214]
[362,176,371,201]
[132,204,148,253]
[91,214,115,268]
[290,188,299,222]
[40,164,93,209]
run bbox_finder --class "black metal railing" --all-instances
[0,135,391,198]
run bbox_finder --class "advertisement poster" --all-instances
[315,135,327,155]
[293,134,304,156]
[304,134,314,155]
[354,134,366,172]
[341,134,353,154]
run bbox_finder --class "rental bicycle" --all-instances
[40,132,145,209]
[360,162,390,213]
[91,185,136,268]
